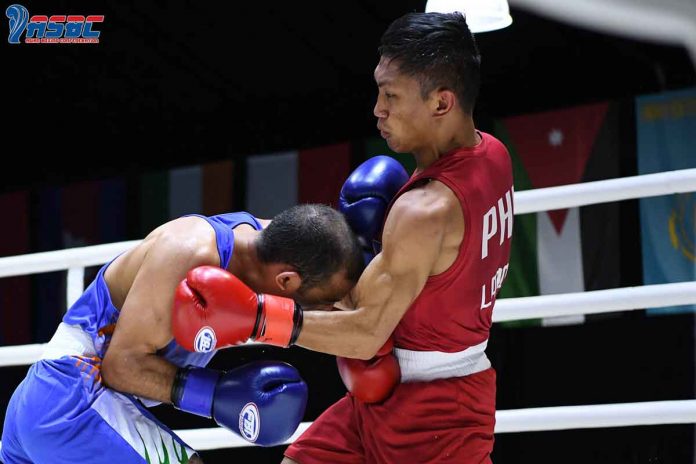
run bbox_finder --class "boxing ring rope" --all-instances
[493,281,696,322]
[0,168,691,311]
[0,167,694,451]
[177,400,696,450]
[1,400,695,451]
[512,168,696,215]
[0,280,692,368]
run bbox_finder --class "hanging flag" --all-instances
[496,102,622,326]
[61,180,100,248]
[202,160,235,216]
[0,191,31,344]
[98,178,127,244]
[138,160,236,235]
[139,170,169,237]
[169,165,203,220]
[637,88,696,315]
[62,179,125,284]
[246,151,298,218]
[298,142,351,207]
[32,187,64,342]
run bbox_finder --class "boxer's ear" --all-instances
[433,88,456,116]
[275,271,301,294]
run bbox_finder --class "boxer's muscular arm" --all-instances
[101,221,218,403]
[296,186,450,360]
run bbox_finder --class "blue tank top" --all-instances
[62,212,263,369]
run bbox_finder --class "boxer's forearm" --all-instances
[296,260,394,358]
[101,350,178,404]
[297,253,425,359]
[297,309,378,359]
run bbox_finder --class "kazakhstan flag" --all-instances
[637,87,696,315]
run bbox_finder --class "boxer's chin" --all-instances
[385,136,409,154]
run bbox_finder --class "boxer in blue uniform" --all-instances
[1,205,363,464]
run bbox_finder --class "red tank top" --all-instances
[390,131,514,352]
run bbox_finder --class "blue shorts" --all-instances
[1,357,196,463]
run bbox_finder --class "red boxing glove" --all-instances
[172,266,303,352]
[336,336,401,403]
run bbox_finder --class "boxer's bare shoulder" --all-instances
[387,179,464,276]
[105,216,219,309]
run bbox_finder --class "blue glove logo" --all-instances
[194,326,216,352]
[238,402,260,442]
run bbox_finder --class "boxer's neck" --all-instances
[227,228,264,291]
[228,229,299,296]
[412,116,478,174]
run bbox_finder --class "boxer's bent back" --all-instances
[1,213,262,463]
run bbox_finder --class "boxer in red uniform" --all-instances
[172,11,513,463]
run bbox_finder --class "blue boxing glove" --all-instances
[171,361,307,446]
[339,155,409,262]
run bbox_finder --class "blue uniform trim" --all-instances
[185,212,262,269]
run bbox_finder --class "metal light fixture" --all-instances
[425,0,513,33]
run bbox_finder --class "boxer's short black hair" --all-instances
[379,11,481,114]
[257,204,364,290]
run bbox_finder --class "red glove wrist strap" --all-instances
[254,295,302,347]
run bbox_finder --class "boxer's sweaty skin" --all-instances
[101,217,220,403]
[296,180,464,359]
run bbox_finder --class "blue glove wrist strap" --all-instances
[171,367,219,418]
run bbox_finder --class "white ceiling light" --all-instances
[425,0,513,33]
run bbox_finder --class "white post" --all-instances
[66,267,85,308]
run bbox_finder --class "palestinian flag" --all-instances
[496,102,623,326]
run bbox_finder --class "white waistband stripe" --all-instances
[395,339,491,382]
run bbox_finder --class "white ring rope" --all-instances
[180,400,696,449]
[0,168,694,451]
[492,281,696,322]
[142,399,696,449]
[1,400,693,452]
[67,266,85,308]
[0,343,45,367]
[513,168,696,215]
[0,240,139,279]
[0,280,692,367]
[0,169,691,280]
[492,400,696,434]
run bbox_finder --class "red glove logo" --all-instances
[194,326,217,352]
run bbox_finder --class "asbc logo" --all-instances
[6,4,103,44]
